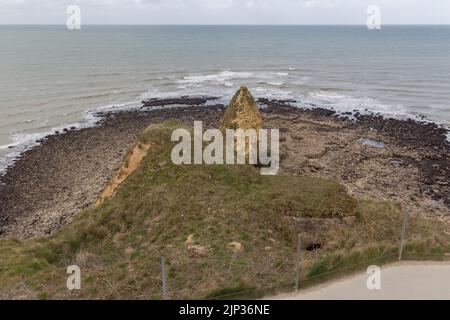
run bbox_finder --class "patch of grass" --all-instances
[206,281,256,300]
[0,121,448,299]
[308,256,332,278]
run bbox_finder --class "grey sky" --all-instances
[0,0,449,25]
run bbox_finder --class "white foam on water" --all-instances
[0,132,48,175]
[177,70,290,86]
[178,71,254,84]
[0,100,144,175]
[89,100,142,114]
[1,69,449,176]
[254,87,268,92]
[0,150,22,178]
[303,91,412,120]
[0,142,22,151]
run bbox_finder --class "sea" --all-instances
[1,25,449,173]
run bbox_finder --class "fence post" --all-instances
[295,235,301,291]
[161,257,168,300]
[398,209,408,261]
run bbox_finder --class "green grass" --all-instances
[0,121,448,299]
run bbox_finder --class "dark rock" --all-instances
[142,96,218,107]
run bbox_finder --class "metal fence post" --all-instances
[295,235,301,291]
[398,209,408,261]
[161,257,168,300]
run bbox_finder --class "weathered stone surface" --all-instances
[220,86,262,132]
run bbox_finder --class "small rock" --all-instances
[228,242,243,253]
[187,245,210,257]
[185,234,194,245]
[308,160,323,170]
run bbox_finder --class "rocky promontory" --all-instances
[0,91,449,239]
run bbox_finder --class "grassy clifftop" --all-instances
[0,121,448,299]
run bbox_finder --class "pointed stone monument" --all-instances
[220,86,262,132]
[221,86,263,162]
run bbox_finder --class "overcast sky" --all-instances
[1,0,449,25]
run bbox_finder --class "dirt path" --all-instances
[271,261,450,300]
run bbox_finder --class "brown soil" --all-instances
[96,141,151,206]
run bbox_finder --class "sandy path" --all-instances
[271,261,450,300]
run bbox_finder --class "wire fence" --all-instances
[155,210,450,300]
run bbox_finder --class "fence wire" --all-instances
[157,210,450,300]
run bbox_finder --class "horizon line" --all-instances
[1,23,450,26]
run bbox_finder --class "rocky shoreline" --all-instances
[259,98,450,206]
[0,96,449,239]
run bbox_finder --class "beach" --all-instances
[1,96,449,239]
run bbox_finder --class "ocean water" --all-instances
[1,25,450,171]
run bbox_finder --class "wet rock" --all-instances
[142,96,218,107]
